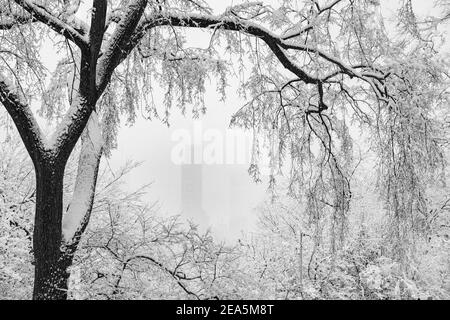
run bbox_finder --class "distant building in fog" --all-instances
[180,145,261,240]
[181,145,207,225]
[228,166,249,237]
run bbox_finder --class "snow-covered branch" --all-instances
[0,77,46,164]
[125,11,385,87]
[96,0,148,95]
[88,0,107,60]
[12,0,88,49]
[0,11,37,29]
[62,112,103,245]
[282,0,343,40]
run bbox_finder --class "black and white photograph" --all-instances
[0,0,449,305]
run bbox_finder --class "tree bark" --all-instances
[32,158,69,300]
[32,111,103,300]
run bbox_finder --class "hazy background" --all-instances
[35,0,443,242]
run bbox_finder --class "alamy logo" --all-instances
[170,120,253,165]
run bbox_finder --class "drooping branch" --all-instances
[121,13,319,84]
[122,11,386,88]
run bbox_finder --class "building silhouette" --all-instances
[180,145,207,225]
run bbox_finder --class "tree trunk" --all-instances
[32,160,70,300]
[31,111,103,300]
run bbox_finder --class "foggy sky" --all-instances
[35,0,444,241]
